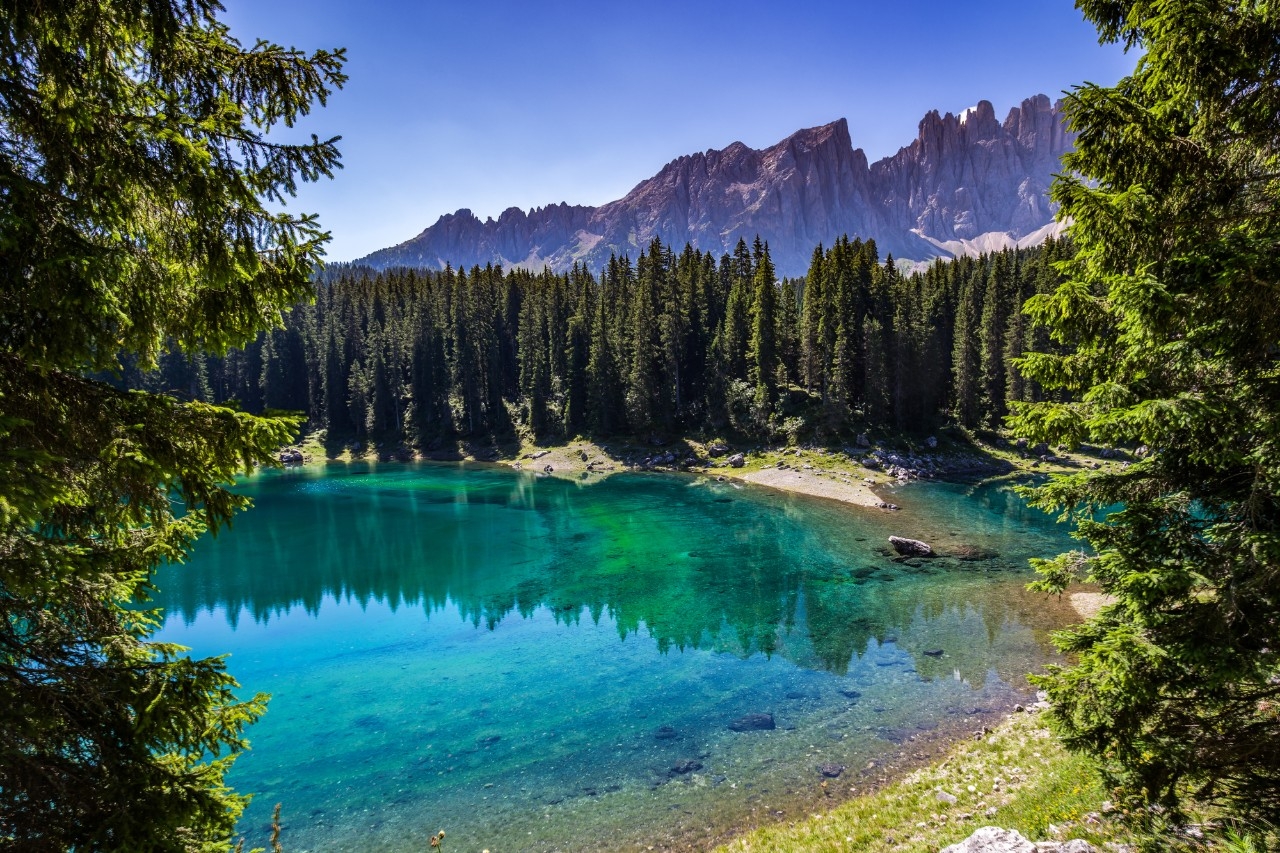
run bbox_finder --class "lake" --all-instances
[152,462,1081,852]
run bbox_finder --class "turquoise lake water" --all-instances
[151,463,1082,852]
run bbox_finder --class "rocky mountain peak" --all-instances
[357,95,1074,276]
[784,117,852,153]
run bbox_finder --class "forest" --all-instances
[122,236,1074,446]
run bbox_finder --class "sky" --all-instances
[221,0,1135,263]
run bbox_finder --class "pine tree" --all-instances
[517,277,550,435]
[366,326,395,435]
[800,245,827,394]
[409,301,446,442]
[719,239,753,384]
[1003,269,1031,408]
[626,242,666,432]
[951,269,982,428]
[747,239,779,414]
[1010,1,1280,832]
[562,265,593,435]
[889,280,916,430]
[0,3,344,848]
[587,258,624,434]
[323,326,354,435]
[861,317,890,426]
[658,242,689,424]
[978,252,1012,426]
[778,277,801,388]
[451,269,483,435]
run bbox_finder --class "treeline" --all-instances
[121,236,1072,444]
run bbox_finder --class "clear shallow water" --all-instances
[152,463,1081,852]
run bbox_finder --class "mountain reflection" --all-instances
[153,462,1076,685]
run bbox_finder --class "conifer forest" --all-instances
[124,236,1074,445]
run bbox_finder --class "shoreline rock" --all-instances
[941,826,1097,853]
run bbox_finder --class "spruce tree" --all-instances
[563,267,593,435]
[409,303,446,443]
[977,258,1006,426]
[587,258,623,434]
[625,244,664,431]
[1010,0,1280,834]
[801,245,827,394]
[861,316,890,426]
[517,278,549,435]
[1003,268,1031,408]
[720,240,753,384]
[323,326,354,435]
[747,239,779,414]
[0,3,344,848]
[951,269,982,429]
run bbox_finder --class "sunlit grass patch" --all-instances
[717,711,1132,853]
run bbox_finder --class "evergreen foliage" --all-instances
[1009,0,1280,837]
[157,238,1069,446]
[0,1,344,849]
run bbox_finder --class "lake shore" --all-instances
[296,428,1134,500]
[735,465,884,507]
[291,429,1136,518]
[502,440,891,508]
[714,706,1136,853]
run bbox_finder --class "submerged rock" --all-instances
[888,536,934,557]
[728,712,775,732]
[819,762,845,778]
[669,758,703,775]
[653,725,678,740]
[950,545,1000,561]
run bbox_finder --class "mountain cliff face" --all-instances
[357,94,1073,276]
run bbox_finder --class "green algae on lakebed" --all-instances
[152,462,1082,852]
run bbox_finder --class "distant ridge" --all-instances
[356,94,1073,277]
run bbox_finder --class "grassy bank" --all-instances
[716,710,1132,853]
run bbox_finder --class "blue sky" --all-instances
[222,0,1134,262]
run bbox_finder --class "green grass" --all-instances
[716,711,1133,853]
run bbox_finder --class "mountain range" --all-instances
[355,94,1073,277]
